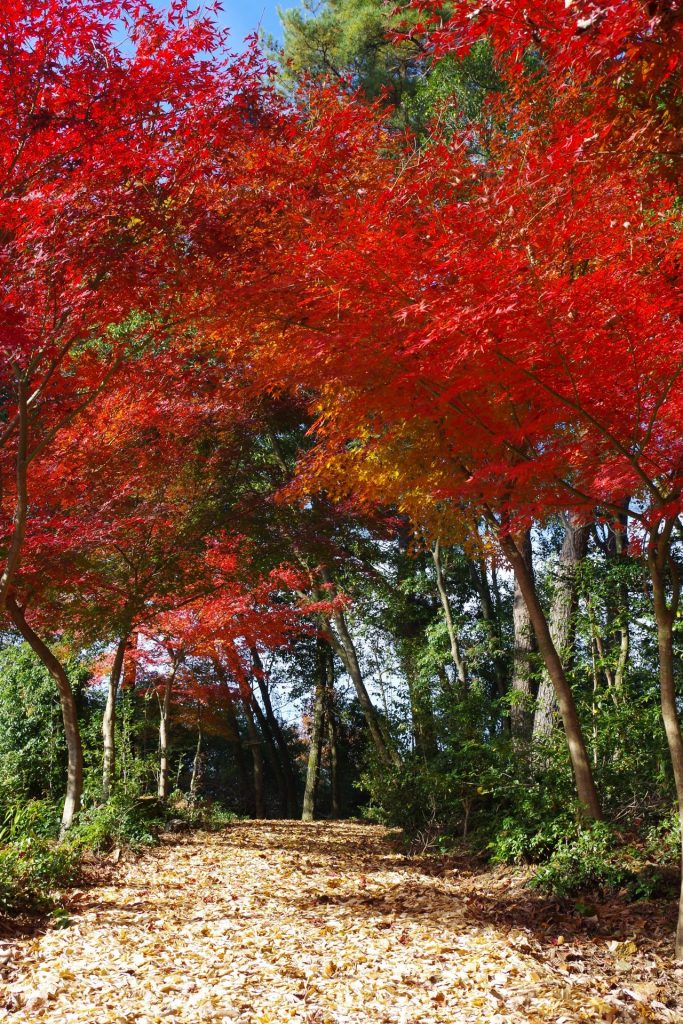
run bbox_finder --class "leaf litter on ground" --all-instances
[0,820,682,1023]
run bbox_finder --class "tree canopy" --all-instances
[0,0,682,962]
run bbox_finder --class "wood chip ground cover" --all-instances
[0,821,681,1023]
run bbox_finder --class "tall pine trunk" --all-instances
[325,646,341,818]
[510,530,537,741]
[250,694,289,815]
[6,596,83,833]
[605,508,631,693]
[648,520,683,958]
[469,557,507,707]
[158,661,179,801]
[251,647,298,816]
[189,721,202,798]
[433,539,468,688]
[499,533,602,820]
[242,692,265,818]
[102,632,129,801]
[224,694,250,812]
[302,642,327,822]
[533,515,590,740]
[327,714,341,818]
[324,609,401,769]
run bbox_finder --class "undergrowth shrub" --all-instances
[0,838,78,913]
[167,791,241,830]
[529,821,673,901]
[72,793,163,852]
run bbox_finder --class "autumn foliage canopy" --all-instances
[1,0,683,955]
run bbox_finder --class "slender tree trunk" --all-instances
[158,662,179,801]
[225,699,249,811]
[302,643,326,822]
[432,539,468,689]
[325,646,342,818]
[0,379,28,606]
[190,721,202,798]
[242,692,265,818]
[327,713,341,819]
[498,533,602,820]
[6,596,83,833]
[606,509,631,693]
[511,530,537,741]
[317,566,400,768]
[469,557,507,705]
[393,534,439,757]
[250,693,288,815]
[251,648,297,816]
[324,610,401,769]
[648,523,683,958]
[213,660,252,814]
[102,632,129,802]
[533,515,590,741]
[400,641,439,759]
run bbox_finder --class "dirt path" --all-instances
[0,821,681,1023]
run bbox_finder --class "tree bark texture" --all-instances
[251,647,298,816]
[302,642,326,822]
[511,530,537,741]
[648,521,683,958]
[102,632,129,801]
[158,662,179,801]
[433,539,468,689]
[324,609,401,769]
[6,595,84,833]
[499,533,602,820]
[533,515,590,741]
[242,692,265,818]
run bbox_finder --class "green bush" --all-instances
[490,811,581,865]
[644,811,680,865]
[0,838,78,914]
[0,799,62,842]
[166,792,241,830]
[531,823,637,899]
[72,794,163,852]
[0,646,67,806]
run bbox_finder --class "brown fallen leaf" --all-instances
[0,822,681,1024]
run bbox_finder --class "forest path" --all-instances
[1,820,681,1024]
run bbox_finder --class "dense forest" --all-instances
[0,0,682,976]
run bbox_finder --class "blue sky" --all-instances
[147,2,300,48]
[214,1,292,46]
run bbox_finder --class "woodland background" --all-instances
[0,0,682,958]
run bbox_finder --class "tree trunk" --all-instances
[250,693,289,815]
[432,539,468,689]
[222,697,248,810]
[648,523,683,958]
[324,609,401,769]
[190,721,202,798]
[302,643,327,822]
[401,641,439,759]
[242,692,265,818]
[251,647,298,816]
[158,662,178,801]
[511,530,537,741]
[499,533,602,820]
[533,515,590,741]
[0,380,28,606]
[102,632,128,801]
[327,713,341,819]
[6,595,84,833]
[469,556,507,706]
[325,646,342,818]
[317,567,400,769]
[605,509,631,693]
